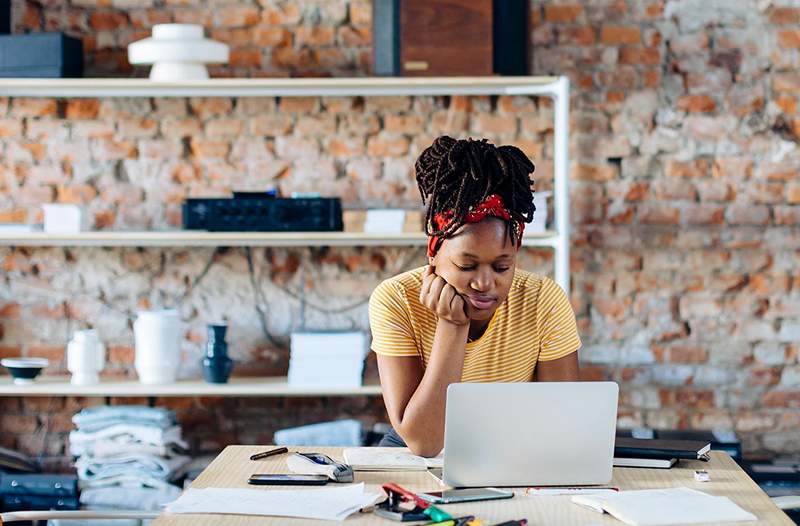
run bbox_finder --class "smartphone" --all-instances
[418,487,514,504]
[248,474,329,486]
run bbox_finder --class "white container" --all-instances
[128,24,229,81]
[288,331,367,388]
[67,330,106,386]
[133,309,182,384]
[42,204,87,234]
[530,190,552,233]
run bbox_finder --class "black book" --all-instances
[614,437,711,461]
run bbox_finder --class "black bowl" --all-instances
[1,358,49,385]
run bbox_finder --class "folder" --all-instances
[614,438,710,461]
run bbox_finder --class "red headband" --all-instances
[427,194,525,257]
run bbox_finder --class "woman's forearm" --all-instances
[396,319,468,456]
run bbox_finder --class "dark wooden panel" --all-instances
[400,0,493,76]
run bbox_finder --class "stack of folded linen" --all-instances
[69,406,190,512]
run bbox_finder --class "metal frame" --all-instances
[0,76,571,293]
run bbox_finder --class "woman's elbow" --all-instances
[400,431,442,457]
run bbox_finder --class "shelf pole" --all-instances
[552,76,571,296]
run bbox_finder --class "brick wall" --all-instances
[1,0,800,468]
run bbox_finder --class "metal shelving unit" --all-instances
[0,76,571,397]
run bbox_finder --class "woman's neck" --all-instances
[468,318,491,342]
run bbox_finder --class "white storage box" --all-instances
[288,331,368,389]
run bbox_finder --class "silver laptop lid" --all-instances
[443,382,619,487]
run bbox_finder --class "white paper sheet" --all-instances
[572,487,758,526]
[166,483,382,521]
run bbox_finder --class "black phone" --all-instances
[248,474,329,486]
[417,487,514,504]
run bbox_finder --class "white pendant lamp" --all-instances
[128,24,229,81]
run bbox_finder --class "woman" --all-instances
[368,136,581,457]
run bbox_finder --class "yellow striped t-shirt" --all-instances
[368,267,581,382]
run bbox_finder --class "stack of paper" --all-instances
[571,487,757,525]
[343,447,443,471]
[166,483,382,521]
[288,331,367,388]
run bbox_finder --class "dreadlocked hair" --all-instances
[415,135,536,246]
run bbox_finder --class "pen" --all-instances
[249,446,288,460]
[489,520,527,526]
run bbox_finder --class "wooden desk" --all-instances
[153,446,793,526]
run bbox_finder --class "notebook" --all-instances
[614,438,710,461]
[613,457,677,469]
[342,447,443,471]
[571,487,757,525]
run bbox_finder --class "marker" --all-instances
[249,446,288,460]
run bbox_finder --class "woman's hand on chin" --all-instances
[419,266,469,326]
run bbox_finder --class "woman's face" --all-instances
[431,218,517,322]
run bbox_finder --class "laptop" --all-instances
[443,381,619,487]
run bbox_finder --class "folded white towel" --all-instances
[69,424,182,450]
[75,453,191,482]
[81,484,182,511]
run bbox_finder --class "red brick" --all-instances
[11,98,57,117]
[665,159,709,178]
[27,345,64,365]
[278,97,319,113]
[618,46,661,65]
[643,69,661,88]
[727,204,770,225]
[678,95,716,113]
[684,204,724,225]
[261,4,301,25]
[776,95,797,115]
[253,26,291,47]
[0,208,26,223]
[561,26,596,46]
[295,25,335,46]
[571,163,618,182]
[108,345,134,364]
[89,11,128,30]
[349,2,371,26]
[762,390,800,408]
[644,2,663,19]
[713,157,752,179]
[367,135,409,156]
[338,25,371,46]
[65,99,100,119]
[57,184,97,204]
[230,49,262,68]
[774,73,800,93]
[93,210,116,229]
[638,204,680,225]
[779,30,800,49]
[601,25,641,45]
[190,139,230,159]
[544,5,583,23]
[770,7,800,24]
[216,6,259,27]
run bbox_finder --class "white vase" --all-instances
[133,309,182,384]
[128,24,230,81]
[67,330,105,386]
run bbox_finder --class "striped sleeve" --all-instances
[537,277,581,361]
[368,279,420,357]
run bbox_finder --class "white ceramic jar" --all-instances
[67,330,105,386]
[133,309,182,384]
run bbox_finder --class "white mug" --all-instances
[67,330,106,386]
[133,309,182,384]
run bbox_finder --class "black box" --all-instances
[0,32,83,77]
[182,196,344,232]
